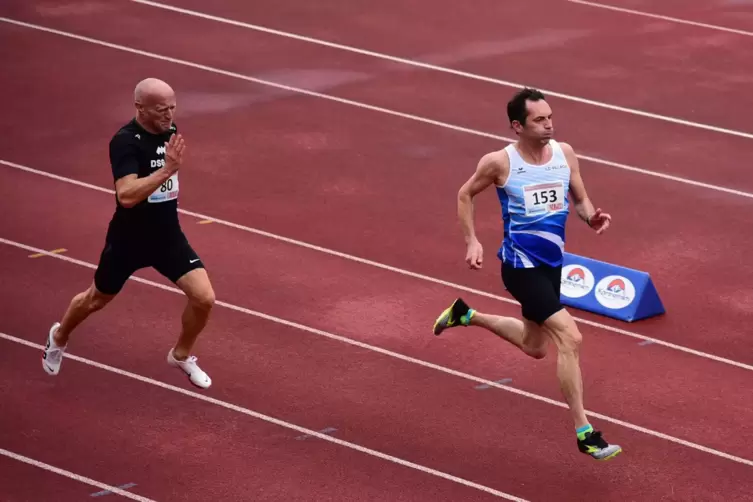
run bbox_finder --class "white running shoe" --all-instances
[42,322,66,375]
[167,349,212,389]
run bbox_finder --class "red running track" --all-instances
[2,165,753,463]
[2,149,753,500]
[154,0,753,133]
[2,0,753,500]
[1,169,753,500]
[0,329,505,502]
[3,10,753,361]
[572,0,753,32]
[5,0,753,193]
[0,454,111,502]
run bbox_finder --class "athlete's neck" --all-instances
[134,115,161,135]
[515,139,552,165]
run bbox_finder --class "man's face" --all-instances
[137,94,176,133]
[514,99,553,143]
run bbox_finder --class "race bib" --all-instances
[523,181,565,216]
[148,173,179,203]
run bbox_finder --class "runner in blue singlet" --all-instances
[432,87,621,461]
[496,137,572,269]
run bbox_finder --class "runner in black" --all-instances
[42,78,214,389]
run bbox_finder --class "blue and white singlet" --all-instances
[495,139,571,268]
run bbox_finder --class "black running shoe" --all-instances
[432,298,474,335]
[578,430,622,461]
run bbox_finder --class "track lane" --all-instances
[570,0,753,32]
[4,234,753,501]
[2,166,753,468]
[0,251,524,502]
[0,453,143,502]
[1,26,752,361]
[2,0,748,498]
[148,0,753,134]
[2,3,753,195]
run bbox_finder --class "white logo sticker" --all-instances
[560,264,595,299]
[595,275,636,310]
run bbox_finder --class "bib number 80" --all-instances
[148,174,179,203]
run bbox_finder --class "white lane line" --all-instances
[0,448,155,502]
[2,18,753,199]
[2,158,752,373]
[0,332,527,501]
[130,0,753,141]
[568,0,753,37]
[2,237,753,469]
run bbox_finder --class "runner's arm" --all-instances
[458,152,504,244]
[561,143,597,225]
[115,170,175,208]
[110,135,178,208]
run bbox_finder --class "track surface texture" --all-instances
[2,0,753,501]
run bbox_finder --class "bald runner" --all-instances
[42,78,216,389]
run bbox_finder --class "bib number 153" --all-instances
[523,182,565,216]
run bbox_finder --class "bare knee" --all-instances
[545,310,582,354]
[559,328,582,354]
[553,323,583,354]
[521,322,548,359]
[177,269,216,312]
[80,285,114,312]
[189,286,215,312]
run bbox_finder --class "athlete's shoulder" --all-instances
[110,119,142,146]
[473,148,510,186]
[551,139,577,160]
[479,148,509,174]
[553,140,579,169]
[554,140,575,155]
[108,121,146,168]
[479,147,510,170]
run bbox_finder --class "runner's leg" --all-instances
[539,309,587,425]
[467,313,548,359]
[172,267,215,359]
[152,234,214,389]
[432,263,621,459]
[43,241,141,375]
[54,283,116,346]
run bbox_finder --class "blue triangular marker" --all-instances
[631,275,665,321]
[560,252,666,322]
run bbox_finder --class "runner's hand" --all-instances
[465,239,484,269]
[588,208,611,234]
[165,133,185,173]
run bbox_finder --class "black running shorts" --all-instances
[501,262,564,325]
[94,233,204,295]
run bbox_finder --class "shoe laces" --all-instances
[586,431,608,448]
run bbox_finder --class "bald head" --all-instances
[134,77,174,104]
[133,78,176,134]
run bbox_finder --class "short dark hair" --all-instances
[507,87,546,126]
